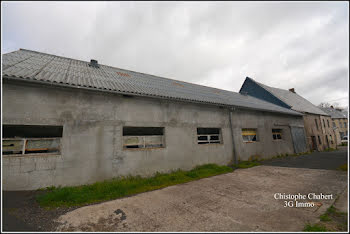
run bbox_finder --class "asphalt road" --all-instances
[2,191,38,231]
[261,146,348,170]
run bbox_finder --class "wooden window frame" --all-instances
[197,128,222,145]
[122,127,165,150]
[272,129,283,141]
[242,129,258,143]
[2,137,61,156]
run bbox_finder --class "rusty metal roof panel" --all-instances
[2,49,302,116]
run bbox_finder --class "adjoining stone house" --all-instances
[239,77,336,151]
[319,106,348,145]
[2,49,306,190]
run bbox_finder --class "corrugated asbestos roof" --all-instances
[2,49,302,116]
[249,78,328,116]
[319,107,348,119]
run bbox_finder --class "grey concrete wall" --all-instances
[230,109,303,161]
[3,81,304,190]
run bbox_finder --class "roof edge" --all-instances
[3,75,303,117]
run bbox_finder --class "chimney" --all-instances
[289,88,295,93]
[330,105,334,109]
[89,59,99,68]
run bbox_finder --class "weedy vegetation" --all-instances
[37,164,233,208]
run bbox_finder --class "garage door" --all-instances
[290,126,308,154]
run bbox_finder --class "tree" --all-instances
[318,102,331,108]
[318,102,342,109]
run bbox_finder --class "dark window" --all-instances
[2,125,62,155]
[315,119,319,130]
[327,120,330,128]
[3,125,63,138]
[123,127,164,136]
[323,119,326,128]
[272,129,282,140]
[333,121,336,128]
[123,127,164,149]
[318,135,322,144]
[197,128,221,144]
[197,128,220,135]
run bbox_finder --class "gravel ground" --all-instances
[2,190,76,231]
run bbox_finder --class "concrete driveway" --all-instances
[55,165,347,232]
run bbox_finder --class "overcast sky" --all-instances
[2,1,349,107]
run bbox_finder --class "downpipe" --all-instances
[228,107,238,165]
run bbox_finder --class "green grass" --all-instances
[326,205,336,214]
[320,213,331,222]
[326,205,347,217]
[337,164,347,171]
[323,148,336,152]
[235,160,261,169]
[340,142,348,146]
[36,164,233,208]
[304,205,347,231]
[303,224,328,232]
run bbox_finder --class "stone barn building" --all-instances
[3,49,306,190]
[240,77,336,151]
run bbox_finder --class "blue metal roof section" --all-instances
[2,49,302,116]
[239,77,291,109]
[240,77,329,116]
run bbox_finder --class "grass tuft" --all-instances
[337,164,347,171]
[36,164,233,208]
[323,148,336,152]
[235,160,261,169]
[303,224,328,232]
[320,213,331,222]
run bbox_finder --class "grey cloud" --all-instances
[2,1,349,107]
